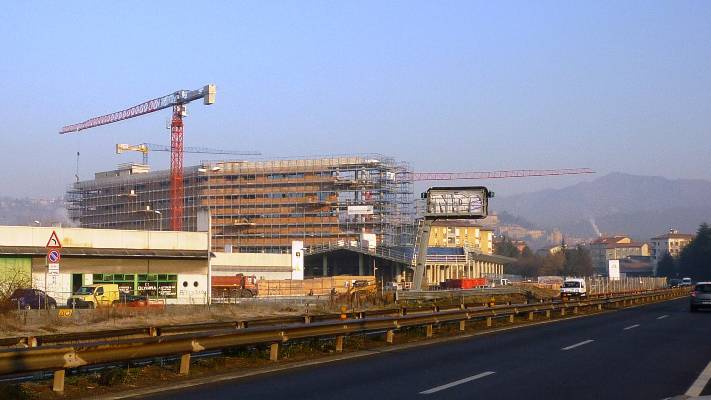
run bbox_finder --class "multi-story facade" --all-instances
[589,236,649,273]
[650,229,694,267]
[428,220,494,255]
[67,155,414,253]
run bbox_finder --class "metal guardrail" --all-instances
[0,287,688,392]
[396,287,524,301]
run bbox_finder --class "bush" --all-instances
[0,384,34,400]
[98,367,128,386]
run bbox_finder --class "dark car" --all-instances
[119,292,150,307]
[10,289,57,310]
[690,282,711,312]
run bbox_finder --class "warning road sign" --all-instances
[47,249,61,263]
[46,230,62,248]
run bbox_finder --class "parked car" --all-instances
[690,282,711,312]
[67,284,121,308]
[668,278,682,288]
[681,277,693,286]
[10,289,57,310]
[119,292,148,307]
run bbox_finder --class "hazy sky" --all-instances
[1,1,709,198]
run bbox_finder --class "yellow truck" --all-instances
[67,284,121,309]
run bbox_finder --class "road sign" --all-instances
[608,260,620,281]
[48,263,60,276]
[58,309,73,318]
[47,249,61,263]
[46,230,62,248]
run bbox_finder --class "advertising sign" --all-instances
[425,187,489,219]
[347,205,374,215]
[291,241,304,280]
[608,260,620,281]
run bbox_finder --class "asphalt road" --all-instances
[143,297,711,400]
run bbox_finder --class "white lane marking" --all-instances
[623,324,640,330]
[419,371,496,394]
[561,339,594,351]
[686,360,711,397]
[657,315,669,320]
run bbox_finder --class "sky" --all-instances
[0,1,709,199]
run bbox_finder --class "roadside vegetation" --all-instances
[656,222,711,281]
[495,238,593,277]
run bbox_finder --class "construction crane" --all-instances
[410,168,594,181]
[116,143,261,165]
[60,84,217,231]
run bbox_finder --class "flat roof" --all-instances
[0,246,208,259]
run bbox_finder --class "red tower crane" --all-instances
[60,84,216,231]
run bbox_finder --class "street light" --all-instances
[154,210,162,231]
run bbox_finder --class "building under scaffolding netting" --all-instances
[66,155,415,253]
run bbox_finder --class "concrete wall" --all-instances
[211,252,292,280]
[0,226,208,251]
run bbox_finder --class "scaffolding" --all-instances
[66,155,415,253]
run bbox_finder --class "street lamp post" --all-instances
[198,165,222,306]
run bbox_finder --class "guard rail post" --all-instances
[270,343,279,361]
[53,369,65,392]
[426,324,433,338]
[509,314,515,323]
[545,309,551,318]
[335,336,344,352]
[528,311,534,321]
[486,316,492,327]
[560,307,566,316]
[179,353,190,375]
[386,330,395,344]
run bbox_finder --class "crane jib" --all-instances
[59,92,180,134]
[59,85,215,134]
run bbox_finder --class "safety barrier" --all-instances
[0,287,688,392]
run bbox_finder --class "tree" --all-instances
[495,238,521,259]
[508,255,543,277]
[679,223,711,281]
[539,252,566,276]
[655,252,677,278]
[563,245,594,277]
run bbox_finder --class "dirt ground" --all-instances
[0,288,559,339]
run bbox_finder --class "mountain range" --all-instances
[493,172,711,241]
[0,172,709,243]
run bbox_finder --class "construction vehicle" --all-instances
[211,274,259,298]
[347,279,377,306]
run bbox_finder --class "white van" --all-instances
[560,278,587,298]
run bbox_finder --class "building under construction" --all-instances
[66,155,415,253]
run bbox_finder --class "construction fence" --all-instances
[256,275,375,297]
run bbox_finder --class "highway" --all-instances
[142,298,711,400]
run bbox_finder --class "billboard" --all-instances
[291,241,304,280]
[347,205,374,215]
[608,259,620,281]
[425,187,489,219]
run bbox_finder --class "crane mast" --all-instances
[61,84,216,231]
